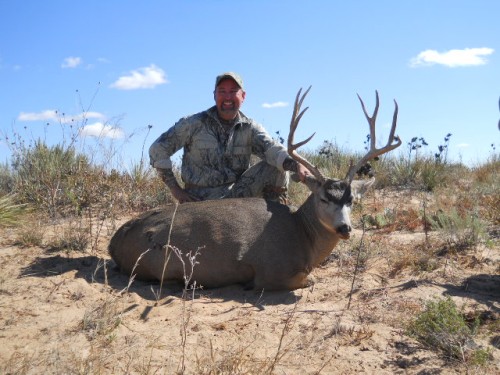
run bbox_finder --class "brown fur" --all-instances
[108,177,374,291]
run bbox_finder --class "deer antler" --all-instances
[287,86,326,182]
[346,90,402,183]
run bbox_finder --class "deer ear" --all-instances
[351,177,375,200]
[303,175,322,193]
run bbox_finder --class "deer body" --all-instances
[109,88,401,291]
[109,178,371,291]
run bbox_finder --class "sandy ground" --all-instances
[0,193,499,374]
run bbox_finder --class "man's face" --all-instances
[214,78,246,121]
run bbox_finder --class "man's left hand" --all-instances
[296,163,312,182]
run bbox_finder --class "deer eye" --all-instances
[320,198,329,204]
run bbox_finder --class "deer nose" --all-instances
[337,224,352,237]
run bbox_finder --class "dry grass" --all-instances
[0,138,498,374]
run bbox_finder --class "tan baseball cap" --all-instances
[215,72,244,90]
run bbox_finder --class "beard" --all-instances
[218,102,239,120]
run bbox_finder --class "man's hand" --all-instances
[296,163,312,182]
[283,157,312,183]
[156,168,200,204]
[169,184,201,204]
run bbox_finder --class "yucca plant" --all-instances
[0,194,27,227]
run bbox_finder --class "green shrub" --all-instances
[407,297,481,362]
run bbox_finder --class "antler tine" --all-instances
[357,90,379,151]
[346,91,402,183]
[289,87,310,138]
[287,86,326,182]
[288,86,325,182]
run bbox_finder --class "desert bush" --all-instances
[373,133,468,191]
[389,246,440,278]
[310,140,356,177]
[470,157,500,224]
[14,220,45,248]
[429,208,488,252]
[3,123,497,228]
[124,163,172,210]
[473,154,499,184]
[362,205,422,233]
[379,155,456,191]
[285,140,369,184]
[0,163,14,194]
[7,137,173,240]
[47,225,89,252]
[407,296,489,363]
[11,140,89,217]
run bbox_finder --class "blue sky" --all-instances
[1,0,499,171]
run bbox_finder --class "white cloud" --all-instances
[110,64,168,90]
[79,122,125,139]
[456,143,470,149]
[18,110,58,121]
[62,111,105,123]
[410,47,494,68]
[18,110,106,124]
[262,101,288,109]
[61,56,82,68]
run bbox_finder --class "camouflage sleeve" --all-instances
[155,168,179,188]
[282,157,298,172]
[149,116,195,169]
[250,120,289,171]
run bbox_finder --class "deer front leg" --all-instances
[254,271,314,291]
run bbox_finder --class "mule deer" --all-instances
[109,88,402,291]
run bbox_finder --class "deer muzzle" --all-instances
[336,224,352,240]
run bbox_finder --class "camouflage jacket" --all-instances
[149,106,289,188]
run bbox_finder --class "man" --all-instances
[149,72,310,204]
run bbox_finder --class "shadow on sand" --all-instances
[394,274,499,314]
[19,253,301,309]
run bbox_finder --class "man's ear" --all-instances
[351,177,375,200]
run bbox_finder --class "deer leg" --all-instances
[287,272,315,290]
[253,271,312,291]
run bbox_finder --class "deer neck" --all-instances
[295,195,342,267]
